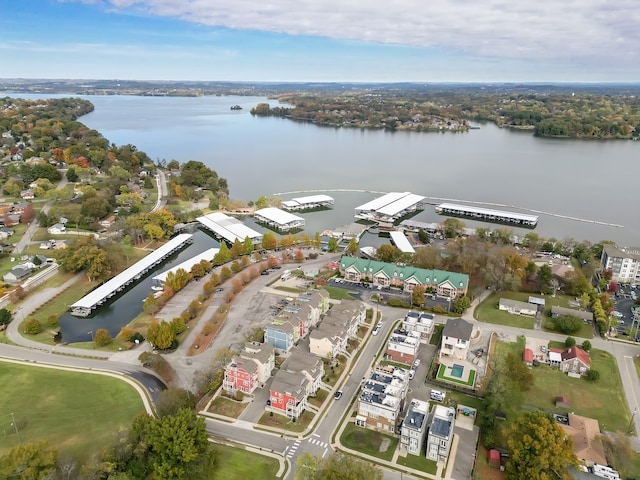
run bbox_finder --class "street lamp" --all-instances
[88,330,94,348]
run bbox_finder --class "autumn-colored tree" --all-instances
[295,452,383,480]
[230,261,242,273]
[119,326,136,341]
[230,238,243,258]
[191,262,206,279]
[170,317,186,335]
[45,314,59,327]
[506,411,577,480]
[220,266,232,280]
[213,242,231,265]
[327,237,339,252]
[0,441,58,480]
[94,328,112,346]
[295,250,305,263]
[143,293,160,314]
[231,278,243,294]
[148,321,176,350]
[411,285,426,307]
[377,244,403,264]
[262,231,277,250]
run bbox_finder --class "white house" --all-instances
[47,223,66,235]
[426,405,456,463]
[498,298,537,316]
[439,318,473,361]
[400,398,430,455]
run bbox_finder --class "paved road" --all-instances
[152,170,168,212]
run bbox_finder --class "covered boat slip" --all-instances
[354,192,426,223]
[254,207,305,232]
[435,203,539,227]
[70,233,193,317]
[196,212,263,245]
[281,194,334,211]
[151,247,219,291]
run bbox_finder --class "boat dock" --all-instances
[254,207,305,232]
[70,233,194,317]
[354,191,426,223]
[196,212,263,246]
[281,194,335,211]
[435,203,539,227]
[151,247,219,291]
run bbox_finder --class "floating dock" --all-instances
[151,247,219,291]
[70,233,193,317]
[281,194,334,211]
[254,207,305,232]
[355,192,425,223]
[435,203,538,227]
[197,212,263,245]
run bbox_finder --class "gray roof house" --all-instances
[440,318,473,361]
[3,265,31,284]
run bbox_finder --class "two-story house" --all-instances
[222,358,259,394]
[240,342,275,385]
[385,329,421,366]
[400,398,430,455]
[403,311,435,342]
[356,365,410,433]
[268,369,309,419]
[264,319,298,354]
[439,318,473,361]
[426,405,456,463]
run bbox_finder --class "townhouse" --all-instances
[356,365,410,433]
[426,405,456,463]
[385,329,421,366]
[403,311,435,342]
[400,398,430,455]
[223,342,275,394]
[309,300,365,358]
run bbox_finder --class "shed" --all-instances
[523,348,534,366]
[555,396,571,408]
[488,449,501,468]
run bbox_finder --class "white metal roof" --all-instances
[291,194,334,205]
[389,231,415,253]
[255,207,304,226]
[197,212,263,243]
[377,193,426,216]
[152,247,219,283]
[71,233,193,310]
[355,192,409,212]
[437,203,539,223]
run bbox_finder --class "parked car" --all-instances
[408,369,415,380]
[372,327,380,336]
[413,359,421,368]
[541,345,547,353]
[215,288,224,293]
[430,390,446,402]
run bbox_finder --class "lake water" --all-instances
[11,93,640,341]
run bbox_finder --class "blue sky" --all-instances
[1,0,638,82]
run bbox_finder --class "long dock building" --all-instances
[435,203,538,227]
[355,192,426,224]
[389,231,415,254]
[197,212,263,245]
[151,247,219,291]
[281,194,334,211]
[70,233,193,317]
[254,207,305,232]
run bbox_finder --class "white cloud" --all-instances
[101,0,640,66]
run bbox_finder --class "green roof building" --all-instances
[339,256,469,297]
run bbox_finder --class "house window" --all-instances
[440,439,448,448]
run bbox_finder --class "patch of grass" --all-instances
[323,355,347,386]
[208,395,249,418]
[321,285,359,300]
[396,452,438,474]
[308,389,328,408]
[446,391,484,411]
[541,316,594,339]
[0,362,144,462]
[208,444,279,480]
[495,340,630,433]
[257,410,314,433]
[340,423,398,461]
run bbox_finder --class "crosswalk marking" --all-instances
[286,440,301,459]
[307,438,328,448]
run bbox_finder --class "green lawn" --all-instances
[0,362,145,462]
[396,451,438,474]
[321,285,360,300]
[208,395,249,418]
[208,444,280,480]
[437,364,476,387]
[474,292,535,328]
[494,340,630,433]
[541,316,594,339]
[340,423,398,461]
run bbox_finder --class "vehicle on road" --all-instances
[334,390,343,400]
[215,288,224,293]
[372,327,380,336]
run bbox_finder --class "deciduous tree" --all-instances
[0,441,58,480]
[506,411,577,480]
[94,328,112,346]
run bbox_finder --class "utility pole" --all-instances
[10,413,21,443]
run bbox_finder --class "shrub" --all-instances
[45,314,59,328]
[554,315,582,334]
[171,317,186,335]
[24,317,43,334]
[585,370,600,382]
[119,326,135,341]
[565,336,576,348]
[387,297,410,308]
[0,308,12,325]
[581,340,592,352]
[433,305,448,314]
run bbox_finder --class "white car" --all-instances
[372,327,379,336]
[408,369,415,380]
[413,359,421,368]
